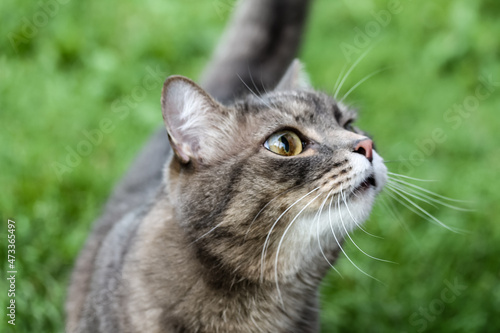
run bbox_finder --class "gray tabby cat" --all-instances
[66,0,387,332]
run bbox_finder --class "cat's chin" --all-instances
[277,195,375,279]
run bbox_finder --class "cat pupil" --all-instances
[279,136,290,152]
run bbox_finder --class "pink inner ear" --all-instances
[161,76,224,163]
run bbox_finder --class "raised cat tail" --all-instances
[201,0,312,103]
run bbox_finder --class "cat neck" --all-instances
[121,194,329,332]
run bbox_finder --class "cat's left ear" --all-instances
[275,59,311,91]
[161,76,232,164]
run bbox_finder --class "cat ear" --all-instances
[161,76,228,164]
[275,59,311,91]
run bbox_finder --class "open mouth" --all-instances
[355,175,376,192]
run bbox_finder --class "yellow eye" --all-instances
[264,130,303,156]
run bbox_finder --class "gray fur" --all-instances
[67,77,385,332]
[69,76,388,332]
[66,0,311,331]
[66,0,389,332]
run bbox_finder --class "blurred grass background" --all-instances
[1,0,499,332]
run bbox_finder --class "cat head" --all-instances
[161,60,387,283]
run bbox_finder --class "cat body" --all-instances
[82,186,329,332]
[66,0,310,330]
[66,1,388,332]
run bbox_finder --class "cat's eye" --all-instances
[264,130,303,156]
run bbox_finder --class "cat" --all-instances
[66,0,387,332]
[66,1,311,330]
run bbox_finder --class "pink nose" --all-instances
[354,139,373,162]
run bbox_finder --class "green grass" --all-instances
[1,0,499,332]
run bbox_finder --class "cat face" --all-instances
[161,61,387,282]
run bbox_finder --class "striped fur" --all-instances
[66,0,388,332]
[66,0,312,331]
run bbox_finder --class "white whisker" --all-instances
[388,177,470,204]
[260,187,320,281]
[386,186,462,233]
[386,182,438,209]
[259,74,280,110]
[274,192,322,306]
[244,186,298,241]
[334,46,373,99]
[379,194,421,246]
[192,220,226,243]
[237,73,274,110]
[248,65,261,94]
[339,189,395,264]
[387,180,472,212]
[260,73,279,110]
[384,189,435,224]
[387,171,437,182]
[328,193,383,283]
[314,190,343,278]
[342,190,383,239]
[333,63,348,94]
[338,67,390,104]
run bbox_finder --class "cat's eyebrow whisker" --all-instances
[259,73,269,94]
[328,193,383,283]
[237,73,274,110]
[260,187,320,282]
[386,180,471,212]
[338,67,391,104]
[388,176,472,204]
[387,171,437,182]
[333,63,348,95]
[339,189,395,264]
[342,190,383,239]
[258,74,280,110]
[334,46,373,99]
[248,65,261,95]
[385,186,463,233]
[274,192,322,306]
[246,68,276,110]
[249,66,280,109]
[314,190,343,278]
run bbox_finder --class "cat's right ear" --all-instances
[161,76,225,164]
[275,59,311,91]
